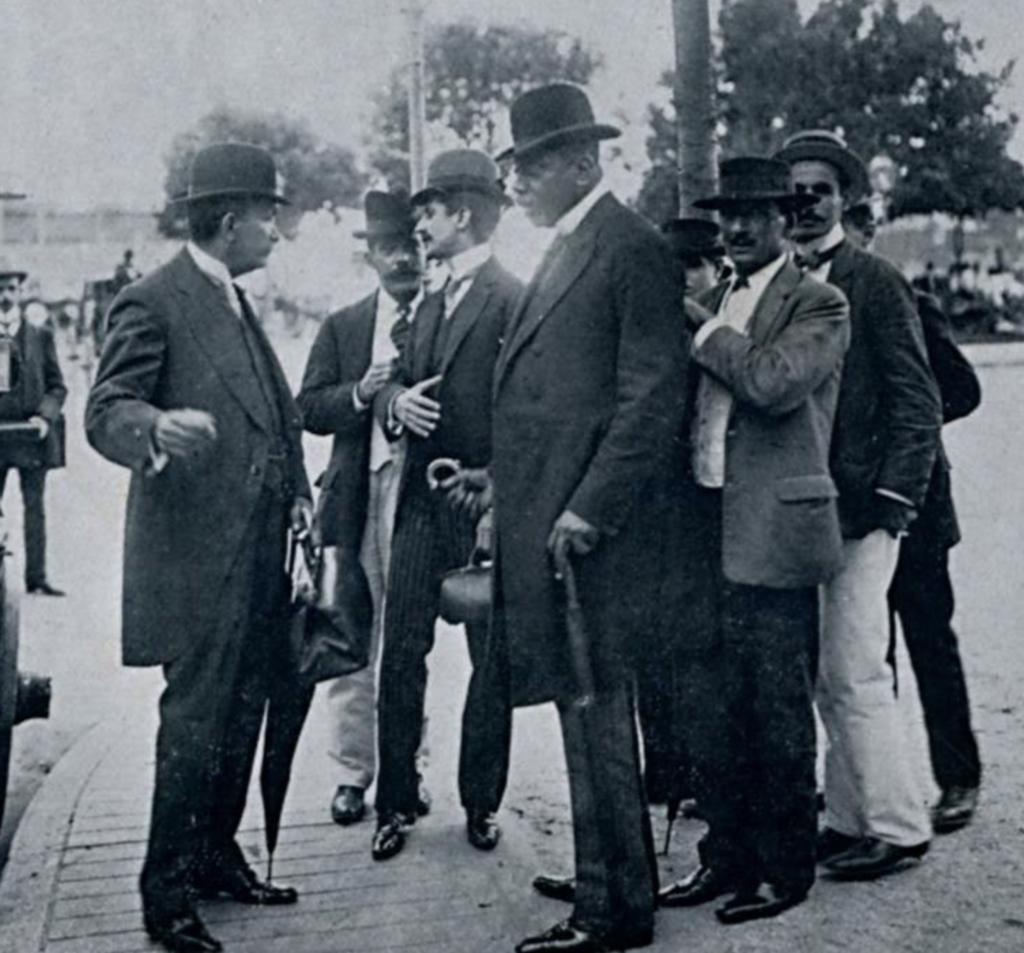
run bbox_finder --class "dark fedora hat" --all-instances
[0,257,27,282]
[694,157,816,212]
[353,189,416,241]
[497,83,621,163]
[774,129,869,197]
[661,218,725,262]
[411,149,508,206]
[174,142,289,205]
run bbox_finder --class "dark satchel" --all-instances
[439,548,492,626]
[0,416,65,470]
[287,536,370,687]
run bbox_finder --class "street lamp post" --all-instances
[402,0,428,192]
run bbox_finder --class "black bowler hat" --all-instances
[497,83,621,163]
[352,190,416,241]
[174,142,289,204]
[774,129,869,197]
[661,218,725,262]
[411,149,508,206]
[694,158,816,212]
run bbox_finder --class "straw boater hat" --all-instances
[660,218,726,263]
[173,142,290,205]
[773,130,870,197]
[352,190,415,241]
[411,149,508,207]
[497,84,621,163]
[693,157,817,212]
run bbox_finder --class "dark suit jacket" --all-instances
[692,261,850,588]
[376,255,522,510]
[491,194,687,707]
[825,241,942,538]
[86,249,309,667]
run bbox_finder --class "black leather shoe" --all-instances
[533,874,575,903]
[144,911,222,952]
[715,883,809,924]
[27,581,65,597]
[932,786,979,833]
[515,919,652,953]
[372,813,410,861]
[417,777,432,817]
[331,785,366,825]
[816,827,859,862]
[823,837,929,880]
[199,865,298,905]
[466,809,501,851]
[657,865,734,908]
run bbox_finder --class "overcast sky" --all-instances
[0,0,1019,209]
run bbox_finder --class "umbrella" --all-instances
[553,549,596,709]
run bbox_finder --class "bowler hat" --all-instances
[661,218,725,262]
[0,257,27,282]
[497,84,620,163]
[774,130,869,197]
[694,157,816,212]
[353,190,416,241]
[411,149,508,207]
[174,142,289,205]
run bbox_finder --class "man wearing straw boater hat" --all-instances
[298,189,430,830]
[775,130,941,881]
[656,157,849,924]
[87,143,311,953]
[490,83,686,953]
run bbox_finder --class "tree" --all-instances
[637,0,1024,224]
[368,21,600,188]
[157,106,365,238]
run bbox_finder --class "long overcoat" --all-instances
[490,194,687,707]
[85,249,309,667]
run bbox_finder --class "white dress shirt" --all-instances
[187,241,242,317]
[445,243,492,314]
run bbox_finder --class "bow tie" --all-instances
[794,243,843,272]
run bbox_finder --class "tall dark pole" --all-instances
[672,0,717,217]
[403,0,428,192]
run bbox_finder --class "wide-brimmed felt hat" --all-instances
[497,83,621,164]
[774,130,869,197]
[411,149,508,207]
[694,157,816,212]
[0,257,27,282]
[172,142,290,205]
[353,190,416,241]
[661,218,725,262]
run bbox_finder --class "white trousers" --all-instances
[326,459,428,789]
[817,530,932,846]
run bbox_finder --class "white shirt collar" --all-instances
[795,222,845,257]
[731,253,788,296]
[0,310,21,338]
[554,181,611,237]
[448,242,492,284]
[187,241,236,293]
[377,286,421,320]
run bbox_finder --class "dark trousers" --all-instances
[557,683,657,938]
[686,490,818,893]
[0,466,48,587]
[889,536,981,790]
[375,487,511,817]
[637,637,693,803]
[140,491,289,920]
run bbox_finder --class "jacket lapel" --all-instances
[748,259,802,345]
[823,239,856,294]
[440,259,495,375]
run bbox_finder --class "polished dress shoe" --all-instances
[199,865,298,905]
[823,836,929,880]
[144,911,222,952]
[533,874,575,903]
[515,918,652,953]
[331,785,366,825]
[932,785,979,833]
[417,777,432,817]
[816,826,859,862]
[466,809,501,850]
[27,581,65,597]
[715,883,809,924]
[372,813,411,861]
[657,864,734,907]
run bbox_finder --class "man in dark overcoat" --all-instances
[86,143,311,953]
[369,149,519,861]
[775,130,942,880]
[297,191,427,828]
[492,84,686,953]
[0,260,67,595]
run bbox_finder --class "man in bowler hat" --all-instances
[369,149,518,862]
[0,260,67,595]
[661,217,729,298]
[87,143,311,953]
[775,130,942,879]
[657,158,850,923]
[492,84,686,953]
[298,190,430,829]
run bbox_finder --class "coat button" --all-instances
[251,464,261,476]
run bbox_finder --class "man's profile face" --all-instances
[367,235,421,303]
[720,202,787,276]
[414,199,462,261]
[0,277,23,314]
[227,200,279,276]
[512,149,580,227]
[789,160,845,243]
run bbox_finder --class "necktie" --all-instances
[391,301,412,357]
[794,242,842,273]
